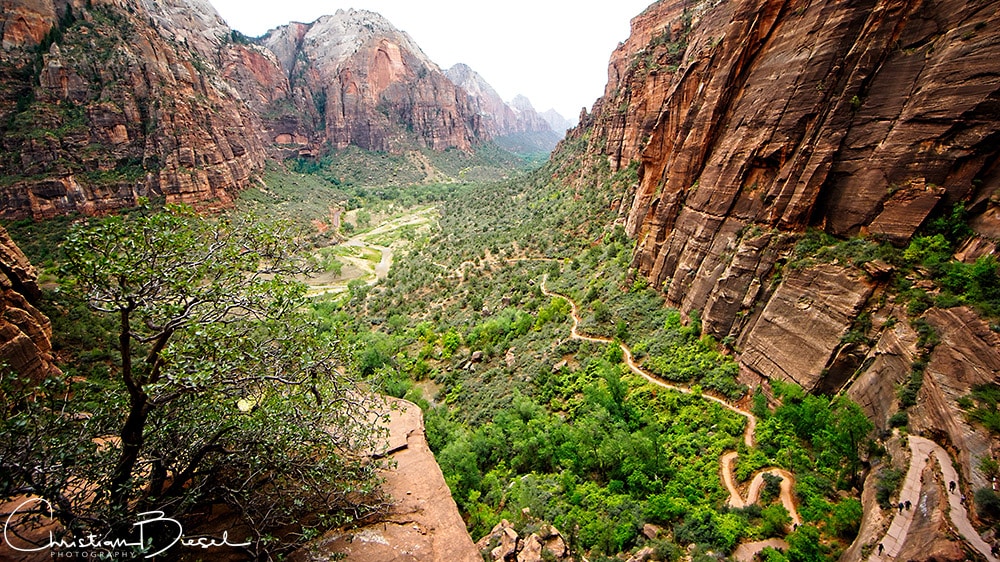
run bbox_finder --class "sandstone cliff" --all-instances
[261,10,484,153]
[0,0,268,219]
[563,0,1000,547]
[0,225,58,383]
[588,0,1000,339]
[571,0,1000,388]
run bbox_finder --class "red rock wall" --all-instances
[578,0,1000,343]
[262,11,484,154]
[573,0,1000,506]
[0,226,58,382]
[0,0,268,219]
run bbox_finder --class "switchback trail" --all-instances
[539,275,801,554]
[539,275,993,561]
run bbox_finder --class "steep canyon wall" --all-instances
[567,0,1000,520]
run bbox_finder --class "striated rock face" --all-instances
[0,0,268,219]
[573,0,1000,342]
[738,264,873,392]
[911,307,1000,490]
[0,0,62,49]
[565,0,1000,539]
[562,0,1000,452]
[847,315,920,431]
[0,226,58,382]
[262,9,483,153]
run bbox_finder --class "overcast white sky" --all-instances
[209,0,655,123]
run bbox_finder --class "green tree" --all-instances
[2,206,384,558]
[829,397,874,488]
[829,498,863,539]
[786,524,825,562]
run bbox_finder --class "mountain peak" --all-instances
[287,9,436,73]
[510,95,535,113]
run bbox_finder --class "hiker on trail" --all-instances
[905,500,911,510]
[878,543,884,555]
[898,501,904,513]
[950,480,957,493]
[961,494,967,505]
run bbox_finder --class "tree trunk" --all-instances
[109,307,149,513]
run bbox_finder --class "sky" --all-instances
[208,0,656,123]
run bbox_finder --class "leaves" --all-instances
[3,206,385,557]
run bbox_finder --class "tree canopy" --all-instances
[1,205,385,559]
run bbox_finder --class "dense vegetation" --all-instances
[1,205,384,559]
[13,133,995,560]
[306,142,875,560]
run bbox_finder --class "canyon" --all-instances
[559,0,1000,558]
[2,0,1000,560]
[0,0,559,219]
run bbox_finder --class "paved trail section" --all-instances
[863,435,997,562]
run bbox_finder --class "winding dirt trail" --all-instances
[538,276,800,553]
[537,275,994,561]
[306,207,436,296]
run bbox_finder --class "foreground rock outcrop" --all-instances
[0,226,58,382]
[291,398,479,562]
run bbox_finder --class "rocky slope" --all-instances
[540,108,573,135]
[260,10,484,153]
[561,0,1000,556]
[0,3,511,218]
[0,225,58,383]
[0,0,268,219]
[290,399,479,562]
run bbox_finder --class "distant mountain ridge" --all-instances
[540,108,573,134]
[445,63,562,153]
[0,1,562,219]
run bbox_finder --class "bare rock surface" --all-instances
[0,225,58,382]
[0,0,267,219]
[568,0,1000,346]
[911,307,1000,491]
[847,317,920,430]
[291,398,478,562]
[739,264,873,391]
[261,9,482,153]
